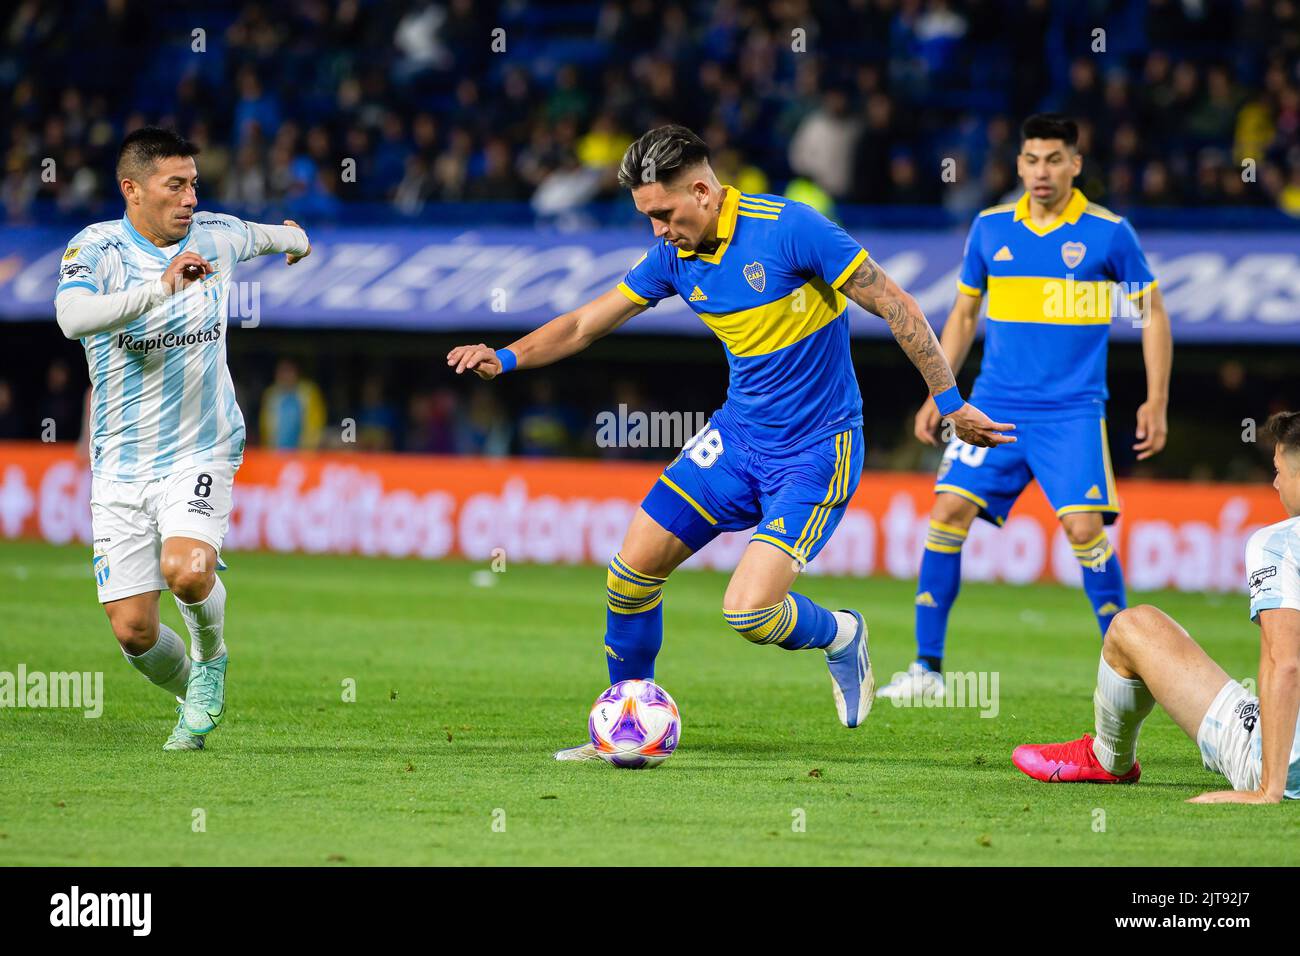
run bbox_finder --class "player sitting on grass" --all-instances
[448,125,1013,758]
[1013,411,1300,802]
[55,128,311,751]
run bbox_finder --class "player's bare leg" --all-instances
[556,508,693,761]
[162,537,227,736]
[883,492,979,701]
[1013,604,1231,783]
[106,590,202,750]
[724,542,872,728]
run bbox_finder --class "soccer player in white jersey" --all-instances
[1013,410,1300,802]
[55,128,311,750]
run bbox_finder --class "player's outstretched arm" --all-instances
[914,291,982,446]
[842,256,1014,448]
[1189,607,1300,804]
[242,218,311,265]
[55,251,214,339]
[1134,285,1171,461]
[447,287,645,380]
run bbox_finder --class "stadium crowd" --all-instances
[3,0,1299,221]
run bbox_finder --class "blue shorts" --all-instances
[641,419,864,565]
[934,413,1119,526]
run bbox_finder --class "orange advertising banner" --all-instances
[0,442,1285,594]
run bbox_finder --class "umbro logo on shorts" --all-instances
[187,499,215,515]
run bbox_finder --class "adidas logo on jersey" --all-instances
[765,516,787,534]
[1085,485,1102,500]
[915,591,938,607]
[688,286,708,301]
[993,246,1014,261]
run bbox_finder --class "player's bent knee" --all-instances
[1106,604,1162,648]
[723,596,796,646]
[106,612,158,654]
[931,494,978,529]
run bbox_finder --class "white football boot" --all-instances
[876,661,945,702]
[553,742,602,761]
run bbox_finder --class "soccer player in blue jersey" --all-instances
[55,128,311,750]
[879,114,1174,702]
[448,125,1013,758]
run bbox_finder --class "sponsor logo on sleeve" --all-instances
[1248,565,1277,596]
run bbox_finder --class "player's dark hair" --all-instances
[1020,113,1079,150]
[1265,411,1300,455]
[618,125,711,190]
[116,127,200,182]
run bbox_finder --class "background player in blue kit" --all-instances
[880,115,1174,702]
[448,126,1013,757]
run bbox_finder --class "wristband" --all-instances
[933,385,963,417]
[497,348,518,374]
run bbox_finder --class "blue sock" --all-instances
[604,553,666,682]
[722,592,837,650]
[915,520,967,668]
[1073,531,1126,639]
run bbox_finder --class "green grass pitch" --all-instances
[1,539,1296,866]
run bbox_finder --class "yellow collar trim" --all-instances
[677,185,740,262]
[1015,188,1087,236]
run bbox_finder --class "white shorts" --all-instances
[90,462,236,604]
[1196,680,1262,792]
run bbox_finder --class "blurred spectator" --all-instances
[352,375,401,452]
[0,380,21,439]
[516,379,579,457]
[260,359,326,450]
[39,360,80,443]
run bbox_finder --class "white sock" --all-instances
[826,611,858,657]
[1092,654,1155,775]
[175,574,227,662]
[124,624,192,697]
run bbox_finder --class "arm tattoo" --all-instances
[844,257,955,395]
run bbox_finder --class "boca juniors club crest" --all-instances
[1060,241,1086,269]
[743,261,766,293]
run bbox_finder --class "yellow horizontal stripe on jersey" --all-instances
[738,199,783,212]
[986,275,1114,326]
[697,277,844,357]
[956,280,984,297]
[737,210,779,220]
[616,281,649,306]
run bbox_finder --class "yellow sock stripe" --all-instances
[606,556,665,615]
[1071,531,1108,553]
[726,598,797,645]
[1071,533,1114,569]
[929,520,969,537]
[794,431,850,557]
[610,553,665,587]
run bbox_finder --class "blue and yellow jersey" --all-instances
[617,186,867,455]
[957,188,1156,419]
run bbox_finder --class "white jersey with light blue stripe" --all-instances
[1244,515,1300,799]
[58,213,253,482]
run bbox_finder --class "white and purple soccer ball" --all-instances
[588,679,681,769]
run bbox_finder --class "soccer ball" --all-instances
[588,679,681,769]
